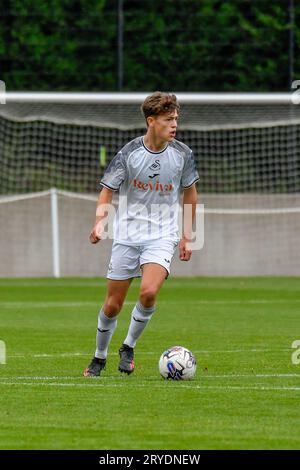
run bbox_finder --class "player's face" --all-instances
[151,110,179,142]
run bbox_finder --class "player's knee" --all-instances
[139,286,157,306]
[104,297,123,316]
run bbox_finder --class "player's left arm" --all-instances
[179,184,198,261]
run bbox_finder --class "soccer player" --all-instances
[84,91,199,377]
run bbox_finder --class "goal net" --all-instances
[0,93,299,276]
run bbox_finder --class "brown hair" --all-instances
[141,91,180,122]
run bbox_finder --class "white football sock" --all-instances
[95,308,118,359]
[123,301,156,348]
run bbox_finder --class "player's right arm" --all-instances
[89,187,114,244]
[90,147,127,244]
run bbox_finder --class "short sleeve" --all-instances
[181,150,199,188]
[100,151,127,191]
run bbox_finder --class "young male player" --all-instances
[84,91,199,377]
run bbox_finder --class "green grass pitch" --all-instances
[0,277,299,450]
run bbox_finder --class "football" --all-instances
[159,346,197,380]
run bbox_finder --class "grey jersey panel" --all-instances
[100,137,143,190]
[169,140,199,188]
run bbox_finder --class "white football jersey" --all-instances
[100,136,199,245]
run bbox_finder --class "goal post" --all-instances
[4,91,295,103]
[1,92,299,194]
[0,92,299,276]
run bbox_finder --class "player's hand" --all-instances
[179,237,192,261]
[89,221,104,244]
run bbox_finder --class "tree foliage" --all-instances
[0,0,296,91]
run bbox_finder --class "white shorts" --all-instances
[107,239,178,280]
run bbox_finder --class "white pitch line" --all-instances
[0,376,133,380]
[0,282,108,287]
[0,281,298,290]
[6,348,291,359]
[202,373,300,378]
[0,381,299,391]
[0,373,299,380]
[0,280,238,287]
[0,281,208,288]
[0,301,110,308]
[1,299,300,309]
